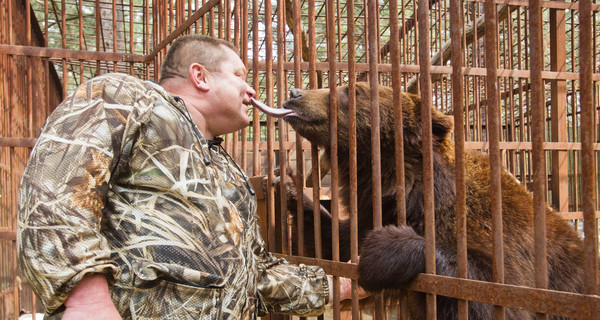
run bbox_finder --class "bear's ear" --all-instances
[431,111,453,140]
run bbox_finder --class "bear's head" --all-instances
[281,82,453,157]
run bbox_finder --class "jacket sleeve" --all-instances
[17,74,149,316]
[253,224,329,317]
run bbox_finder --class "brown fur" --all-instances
[279,82,591,320]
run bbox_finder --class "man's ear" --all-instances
[189,63,210,91]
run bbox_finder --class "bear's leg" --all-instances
[270,167,351,260]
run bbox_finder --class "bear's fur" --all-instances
[277,82,592,319]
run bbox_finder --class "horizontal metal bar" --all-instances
[464,141,600,151]
[274,254,359,279]
[0,45,597,83]
[558,212,600,220]
[409,274,600,319]
[276,254,599,319]
[4,139,598,152]
[0,137,36,148]
[250,61,600,81]
[470,0,600,11]
[0,44,147,62]
[0,231,16,241]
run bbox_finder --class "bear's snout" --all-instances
[289,88,303,99]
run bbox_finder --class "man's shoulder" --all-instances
[89,73,157,89]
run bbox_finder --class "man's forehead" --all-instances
[220,49,247,73]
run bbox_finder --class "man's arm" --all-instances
[17,74,146,316]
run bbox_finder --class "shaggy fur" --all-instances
[278,82,591,320]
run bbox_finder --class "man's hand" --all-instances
[63,274,121,320]
[328,275,369,303]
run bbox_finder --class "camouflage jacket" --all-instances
[17,73,329,319]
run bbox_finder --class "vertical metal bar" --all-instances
[529,1,549,320]
[232,0,240,162]
[367,0,385,318]
[579,0,599,297]
[252,0,260,177]
[26,0,33,137]
[450,0,468,319]
[79,0,84,83]
[241,0,249,172]
[390,0,409,317]
[130,0,134,76]
[507,11,516,175]
[277,0,289,256]
[265,0,276,253]
[209,3,215,37]
[46,0,50,115]
[308,0,322,262]
[346,0,360,316]
[549,0,569,252]
[113,0,118,72]
[97,0,102,76]
[291,0,304,258]
[61,0,67,97]
[417,0,436,318]
[326,0,340,317]
[484,1,505,319]
[218,2,223,39]
[226,0,232,41]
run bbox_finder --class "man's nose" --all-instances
[247,85,256,99]
[289,88,303,99]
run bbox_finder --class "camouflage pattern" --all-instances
[17,73,329,319]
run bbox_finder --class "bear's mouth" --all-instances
[251,98,311,121]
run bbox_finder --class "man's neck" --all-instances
[161,80,213,140]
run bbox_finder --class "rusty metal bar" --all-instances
[471,0,600,11]
[450,0,468,319]
[61,0,67,98]
[326,0,340,317]
[390,0,409,317]
[307,0,322,265]
[277,253,600,319]
[484,1,505,319]
[366,0,385,317]
[408,274,600,319]
[251,0,260,177]
[291,0,305,259]
[0,231,16,241]
[129,0,134,75]
[241,0,249,172]
[264,0,277,254]
[276,0,289,256]
[112,0,117,72]
[345,0,360,317]
[417,0,436,317]
[231,0,240,163]
[579,0,599,296]
[0,44,147,62]
[529,1,549,320]
[245,60,600,80]
[146,0,221,62]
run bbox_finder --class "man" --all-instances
[18,35,351,319]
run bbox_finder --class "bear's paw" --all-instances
[357,225,426,292]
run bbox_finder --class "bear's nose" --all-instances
[289,88,303,99]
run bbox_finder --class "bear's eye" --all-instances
[343,87,360,97]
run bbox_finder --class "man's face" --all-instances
[205,47,256,137]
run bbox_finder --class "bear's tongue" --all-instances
[251,98,294,118]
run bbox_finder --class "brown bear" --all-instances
[254,82,590,319]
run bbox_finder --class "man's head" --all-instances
[159,35,256,139]
[159,34,238,83]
